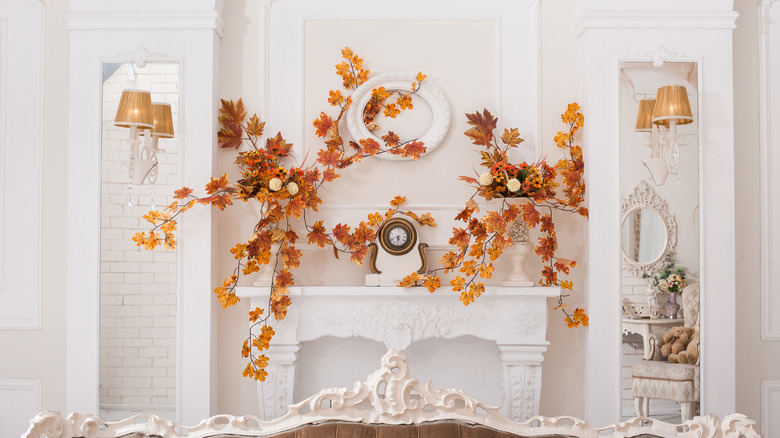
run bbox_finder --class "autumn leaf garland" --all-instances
[133,48,435,381]
[134,48,591,385]
[401,103,590,327]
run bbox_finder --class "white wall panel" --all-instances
[763,381,780,438]
[760,0,780,341]
[0,379,41,438]
[0,0,44,329]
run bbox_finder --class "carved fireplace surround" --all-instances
[236,286,558,422]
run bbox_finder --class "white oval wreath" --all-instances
[345,72,451,161]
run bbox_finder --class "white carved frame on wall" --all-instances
[259,0,541,163]
[0,0,44,329]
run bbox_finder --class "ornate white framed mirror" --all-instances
[621,180,677,277]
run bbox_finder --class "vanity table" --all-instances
[622,317,683,359]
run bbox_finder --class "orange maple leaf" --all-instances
[351,245,369,265]
[174,187,193,200]
[317,148,343,167]
[359,138,381,156]
[402,141,426,159]
[449,227,470,250]
[246,114,265,137]
[313,112,334,138]
[205,174,230,195]
[390,196,406,207]
[306,221,331,248]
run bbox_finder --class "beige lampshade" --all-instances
[115,89,154,129]
[634,99,656,132]
[151,102,174,138]
[652,85,693,127]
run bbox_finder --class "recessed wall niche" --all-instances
[99,62,180,420]
[618,61,700,421]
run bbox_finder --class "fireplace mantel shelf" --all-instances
[236,285,559,422]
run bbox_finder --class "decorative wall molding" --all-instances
[65,12,225,36]
[237,286,557,421]
[0,0,44,330]
[0,379,41,438]
[577,10,739,35]
[760,0,780,340]
[632,46,689,67]
[316,301,477,350]
[115,46,170,68]
[260,0,541,162]
[761,380,780,438]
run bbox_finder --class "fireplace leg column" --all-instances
[257,344,299,420]
[498,344,548,421]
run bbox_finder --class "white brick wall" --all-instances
[99,63,179,414]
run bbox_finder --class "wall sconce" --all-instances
[114,89,174,186]
[638,85,693,186]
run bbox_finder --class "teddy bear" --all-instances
[674,325,700,365]
[660,326,695,363]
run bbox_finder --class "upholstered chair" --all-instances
[632,282,700,422]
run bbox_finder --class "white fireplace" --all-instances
[236,286,558,421]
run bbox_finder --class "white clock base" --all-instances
[365,273,404,287]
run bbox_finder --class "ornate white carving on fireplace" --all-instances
[236,285,558,422]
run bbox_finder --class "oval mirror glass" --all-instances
[621,207,668,264]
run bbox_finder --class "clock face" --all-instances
[379,217,417,255]
[387,226,409,247]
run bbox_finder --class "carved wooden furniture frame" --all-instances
[25,350,758,438]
